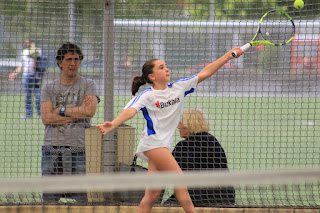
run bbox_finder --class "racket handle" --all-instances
[231,43,252,57]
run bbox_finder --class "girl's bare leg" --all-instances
[138,157,162,213]
[138,187,162,213]
[174,186,195,212]
[138,148,196,213]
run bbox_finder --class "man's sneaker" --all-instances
[59,198,77,204]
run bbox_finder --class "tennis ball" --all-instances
[294,0,304,9]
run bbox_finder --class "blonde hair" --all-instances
[180,108,210,134]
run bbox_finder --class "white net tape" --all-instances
[0,168,319,193]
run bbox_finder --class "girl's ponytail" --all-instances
[130,59,158,96]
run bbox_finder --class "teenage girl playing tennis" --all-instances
[97,47,243,213]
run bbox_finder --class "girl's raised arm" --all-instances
[197,47,243,84]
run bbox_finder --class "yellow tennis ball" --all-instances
[294,0,304,9]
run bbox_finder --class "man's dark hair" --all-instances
[56,42,84,68]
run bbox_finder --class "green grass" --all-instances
[123,95,320,170]
[1,94,319,206]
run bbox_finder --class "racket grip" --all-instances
[231,43,252,57]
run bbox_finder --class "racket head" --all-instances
[255,10,295,46]
[232,10,295,58]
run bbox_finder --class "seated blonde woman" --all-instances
[166,108,235,207]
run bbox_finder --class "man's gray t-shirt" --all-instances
[41,76,99,147]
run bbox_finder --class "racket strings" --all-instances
[260,11,295,45]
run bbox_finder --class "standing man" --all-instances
[40,42,99,202]
[9,39,42,118]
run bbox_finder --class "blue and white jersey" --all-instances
[125,74,199,161]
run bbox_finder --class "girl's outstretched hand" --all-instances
[96,108,137,135]
[96,121,114,135]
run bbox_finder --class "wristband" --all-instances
[59,107,66,116]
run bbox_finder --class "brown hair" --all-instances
[131,59,158,96]
[56,42,84,69]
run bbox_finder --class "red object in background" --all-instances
[291,34,320,75]
[254,44,265,52]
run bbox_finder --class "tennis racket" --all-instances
[232,9,295,57]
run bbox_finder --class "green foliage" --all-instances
[2,0,320,22]
[0,0,27,15]
[113,0,289,20]
[115,0,183,19]
[215,0,279,20]
[0,43,16,58]
[114,0,320,20]
[278,0,320,18]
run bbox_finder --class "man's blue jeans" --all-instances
[41,147,87,202]
[22,74,41,117]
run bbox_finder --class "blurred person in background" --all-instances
[9,39,42,119]
[40,42,99,203]
[165,108,236,207]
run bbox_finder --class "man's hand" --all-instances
[9,66,22,80]
[82,96,94,107]
[8,72,18,80]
